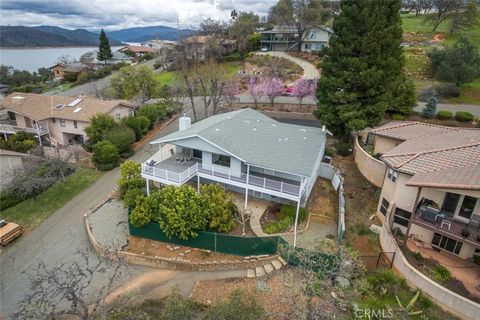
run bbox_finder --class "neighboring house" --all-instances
[0,84,9,100]
[142,108,328,219]
[141,39,177,50]
[369,121,480,260]
[181,35,237,61]
[119,45,156,57]
[80,50,135,69]
[49,63,90,80]
[0,92,135,146]
[260,25,333,52]
[0,149,25,190]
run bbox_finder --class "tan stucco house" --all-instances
[370,122,480,260]
[0,92,135,146]
[49,63,90,80]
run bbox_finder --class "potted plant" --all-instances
[461,227,471,238]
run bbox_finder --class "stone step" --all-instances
[264,263,274,274]
[247,269,256,278]
[255,266,266,277]
[277,256,288,266]
[271,259,283,270]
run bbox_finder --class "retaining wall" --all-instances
[380,205,480,320]
[353,135,386,188]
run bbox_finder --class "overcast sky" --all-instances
[0,0,276,31]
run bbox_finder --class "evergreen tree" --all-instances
[97,29,113,64]
[422,97,437,119]
[315,0,415,136]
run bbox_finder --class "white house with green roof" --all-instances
[142,108,329,243]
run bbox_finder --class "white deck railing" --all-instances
[0,124,49,136]
[142,162,304,196]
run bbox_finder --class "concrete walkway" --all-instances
[256,51,320,80]
[282,215,337,250]
[233,194,270,237]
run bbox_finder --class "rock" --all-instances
[335,276,351,288]
[173,246,180,250]
[141,252,145,255]
[247,269,256,278]
[271,260,282,270]
[264,263,274,274]
[369,224,382,234]
[185,249,191,254]
[179,253,185,257]
[330,292,337,299]
[206,299,211,305]
[255,266,266,277]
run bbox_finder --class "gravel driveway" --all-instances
[256,51,320,79]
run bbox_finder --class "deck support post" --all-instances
[197,175,200,193]
[293,197,301,247]
[244,164,250,210]
[146,179,150,195]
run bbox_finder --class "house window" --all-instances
[387,168,397,182]
[193,149,202,159]
[308,31,316,39]
[304,43,311,49]
[212,153,230,167]
[52,118,56,123]
[393,208,411,227]
[116,113,121,120]
[128,110,134,116]
[432,233,463,255]
[442,192,461,217]
[73,120,78,128]
[380,198,390,216]
[60,119,66,127]
[313,44,322,50]
[458,196,477,220]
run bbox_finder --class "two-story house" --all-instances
[260,25,333,52]
[0,93,135,146]
[369,122,480,260]
[142,108,329,241]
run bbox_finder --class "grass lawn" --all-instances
[1,168,103,232]
[401,13,480,105]
[154,61,243,87]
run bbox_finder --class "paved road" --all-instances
[0,119,177,318]
[256,51,320,80]
[43,59,161,98]
[415,102,480,117]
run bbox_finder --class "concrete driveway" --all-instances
[256,51,320,80]
[0,119,178,318]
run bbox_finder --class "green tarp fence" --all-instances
[129,221,289,256]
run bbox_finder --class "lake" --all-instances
[0,46,123,72]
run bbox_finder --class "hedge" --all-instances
[436,110,453,120]
[455,111,474,122]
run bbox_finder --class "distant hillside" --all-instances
[0,26,123,47]
[108,25,196,42]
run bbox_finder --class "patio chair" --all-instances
[182,149,193,163]
[170,149,183,163]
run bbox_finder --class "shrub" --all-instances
[63,72,78,82]
[0,191,22,211]
[473,254,480,265]
[264,217,293,234]
[436,110,453,120]
[1,131,37,152]
[200,184,236,233]
[204,289,266,320]
[455,111,474,122]
[103,125,135,154]
[159,291,202,320]
[435,83,460,98]
[85,113,118,145]
[118,160,145,195]
[122,116,150,141]
[265,205,308,234]
[122,188,144,209]
[130,193,155,227]
[336,143,352,156]
[430,264,451,282]
[280,204,307,222]
[324,146,335,157]
[92,141,119,170]
[222,51,243,62]
[391,114,406,120]
[422,97,437,119]
[412,251,424,261]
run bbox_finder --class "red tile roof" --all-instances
[370,121,462,141]
[406,165,480,190]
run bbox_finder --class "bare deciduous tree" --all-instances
[234,207,252,236]
[12,248,129,320]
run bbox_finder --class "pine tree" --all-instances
[315,0,415,136]
[97,29,113,64]
[422,97,437,119]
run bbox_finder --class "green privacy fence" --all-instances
[129,221,289,256]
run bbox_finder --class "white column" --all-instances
[293,197,301,247]
[197,175,200,193]
[146,179,150,195]
[159,143,163,162]
[244,164,250,210]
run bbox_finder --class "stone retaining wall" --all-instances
[353,135,386,188]
[43,146,94,168]
[380,204,480,320]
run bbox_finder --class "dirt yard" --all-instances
[125,235,244,263]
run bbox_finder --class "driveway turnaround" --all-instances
[256,51,320,80]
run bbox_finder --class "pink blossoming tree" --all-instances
[222,80,240,107]
[260,77,284,107]
[292,78,317,105]
[248,77,263,108]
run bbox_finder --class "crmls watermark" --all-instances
[354,307,394,319]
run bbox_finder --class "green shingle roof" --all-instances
[151,108,326,176]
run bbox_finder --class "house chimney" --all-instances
[322,125,326,132]
[179,113,191,131]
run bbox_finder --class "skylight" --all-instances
[68,98,82,107]
[73,107,82,113]
[55,104,65,109]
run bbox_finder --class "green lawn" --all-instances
[401,13,480,105]
[1,168,103,232]
[154,61,243,87]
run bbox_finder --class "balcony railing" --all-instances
[142,162,305,197]
[413,206,480,245]
[0,124,49,136]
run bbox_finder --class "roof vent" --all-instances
[252,128,257,131]
[68,98,82,107]
[245,120,251,124]
[12,96,25,100]
[271,124,277,127]
[55,104,65,109]
[215,128,220,131]
[300,128,306,132]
